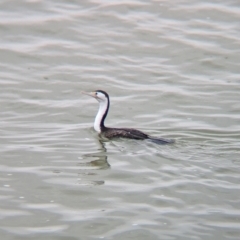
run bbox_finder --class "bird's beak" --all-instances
[81,91,96,98]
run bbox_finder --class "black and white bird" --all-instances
[82,90,174,144]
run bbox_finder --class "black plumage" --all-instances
[102,127,174,144]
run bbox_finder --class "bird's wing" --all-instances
[103,128,148,140]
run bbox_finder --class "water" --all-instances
[0,0,240,239]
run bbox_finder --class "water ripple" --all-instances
[0,0,240,239]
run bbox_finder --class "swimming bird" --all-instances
[82,90,174,144]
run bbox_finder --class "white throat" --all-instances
[94,100,108,133]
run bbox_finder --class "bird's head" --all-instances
[82,90,109,103]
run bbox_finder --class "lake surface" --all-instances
[0,0,240,239]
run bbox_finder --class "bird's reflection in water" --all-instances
[79,139,110,169]
[78,153,110,170]
[77,139,110,185]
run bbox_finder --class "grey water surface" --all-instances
[0,0,240,240]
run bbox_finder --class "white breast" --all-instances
[94,100,107,133]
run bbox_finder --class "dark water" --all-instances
[0,0,240,239]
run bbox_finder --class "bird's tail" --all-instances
[148,136,175,145]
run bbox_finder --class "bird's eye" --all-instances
[95,92,98,96]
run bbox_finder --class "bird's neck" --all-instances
[94,100,109,133]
